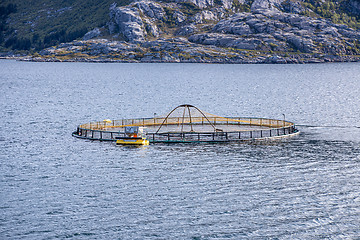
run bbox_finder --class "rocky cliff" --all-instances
[30,0,360,63]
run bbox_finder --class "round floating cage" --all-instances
[72,104,299,143]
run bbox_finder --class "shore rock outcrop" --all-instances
[83,28,102,41]
[30,0,360,64]
[188,9,359,55]
[137,1,166,19]
[109,4,146,42]
[251,0,283,11]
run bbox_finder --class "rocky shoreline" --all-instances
[22,37,360,64]
[21,0,360,64]
[22,55,360,64]
[21,54,360,64]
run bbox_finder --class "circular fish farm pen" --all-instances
[72,105,299,144]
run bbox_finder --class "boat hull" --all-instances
[116,138,149,145]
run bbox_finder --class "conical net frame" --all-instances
[155,104,220,134]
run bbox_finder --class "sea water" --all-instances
[1,60,360,239]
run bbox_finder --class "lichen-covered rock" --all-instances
[338,28,360,40]
[220,0,233,9]
[31,36,360,64]
[143,18,160,37]
[83,28,101,41]
[193,10,219,23]
[264,55,286,63]
[251,0,284,11]
[136,0,165,20]
[177,0,215,9]
[213,13,253,35]
[201,8,360,55]
[35,0,360,64]
[109,5,145,42]
[173,10,187,24]
[189,33,261,50]
[285,33,315,53]
[282,0,305,14]
[175,24,198,36]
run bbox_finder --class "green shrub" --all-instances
[163,7,177,28]
[232,0,253,12]
[300,0,360,29]
[180,2,201,17]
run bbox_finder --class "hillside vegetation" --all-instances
[1,0,360,64]
[298,0,360,29]
[1,0,360,53]
[0,0,130,52]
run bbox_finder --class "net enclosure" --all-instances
[72,104,299,143]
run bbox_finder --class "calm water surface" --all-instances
[1,60,360,239]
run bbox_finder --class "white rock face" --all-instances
[251,0,284,11]
[144,18,160,37]
[175,0,214,9]
[173,10,187,24]
[101,0,360,56]
[202,10,218,20]
[192,8,224,23]
[109,5,145,42]
[179,0,234,9]
[221,0,233,9]
[136,1,165,20]
[193,0,214,8]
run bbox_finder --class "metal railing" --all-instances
[73,116,298,143]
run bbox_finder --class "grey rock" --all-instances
[201,10,219,21]
[251,0,283,11]
[179,0,215,9]
[265,55,286,63]
[39,48,53,56]
[136,1,165,20]
[58,43,73,48]
[285,34,315,53]
[192,10,219,24]
[173,10,187,24]
[189,33,261,50]
[143,18,159,37]
[338,29,360,40]
[83,28,101,40]
[221,0,233,9]
[320,27,341,38]
[89,43,111,55]
[284,15,306,26]
[282,0,305,14]
[231,22,252,35]
[109,5,145,42]
[175,24,198,36]
[213,13,253,35]
[31,0,360,64]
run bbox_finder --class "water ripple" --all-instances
[1,61,360,239]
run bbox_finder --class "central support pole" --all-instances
[155,104,219,134]
[187,105,194,132]
[181,105,186,134]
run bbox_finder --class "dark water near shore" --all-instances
[1,60,360,239]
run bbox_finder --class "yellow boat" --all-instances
[116,138,149,145]
[116,126,149,145]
